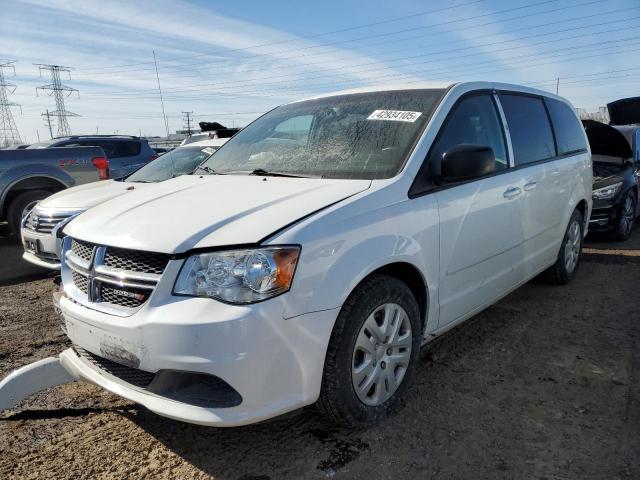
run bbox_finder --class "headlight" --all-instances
[592,182,622,200]
[173,246,300,304]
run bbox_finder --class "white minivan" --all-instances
[0,82,592,427]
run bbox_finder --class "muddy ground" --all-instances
[0,231,639,479]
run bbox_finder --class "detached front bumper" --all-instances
[57,294,338,426]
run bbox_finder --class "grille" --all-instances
[24,210,73,234]
[66,238,171,313]
[104,247,170,275]
[71,239,94,262]
[74,346,155,388]
[101,284,149,308]
[72,271,89,294]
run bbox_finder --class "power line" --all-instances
[92,40,640,103]
[73,0,486,74]
[82,27,640,101]
[0,60,22,148]
[35,64,79,137]
[125,0,610,86]
[74,0,567,78]
[81,0,624,94]
[81,11,640,98]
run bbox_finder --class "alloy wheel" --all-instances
[619,195,635,236]
[564,219,581,274]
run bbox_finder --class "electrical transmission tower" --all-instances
[42,109,55,139]
[182,111,194,135]
[0,60,22,148]
[35,64,79,137]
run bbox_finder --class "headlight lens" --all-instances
[592,182,622,200]
[173,246,300,304]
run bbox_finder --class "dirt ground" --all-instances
[0,231,639,479]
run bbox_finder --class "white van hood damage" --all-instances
[39,180,146,210]
[65,175,371,252]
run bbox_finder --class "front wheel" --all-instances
[7,189,51,237]
[544,209,584,285]
[612,191,636,241]
[317,274,421,426]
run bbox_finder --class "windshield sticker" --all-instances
[367,110,422,122]
[202,147,216,155]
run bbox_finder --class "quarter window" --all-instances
[545,98,588,155]
[429,94,508,175]
[500,94,556,165]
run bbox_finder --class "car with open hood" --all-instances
[583,119,639,240]
[0,82,592,427]
[20,139,227,269]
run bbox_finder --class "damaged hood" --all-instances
[65,174,371,253]
[39,180,148,211]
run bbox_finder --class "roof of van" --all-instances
[290,81,565,104]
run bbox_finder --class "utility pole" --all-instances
[35,64,79,137]
[0,60,23,148]
[182,111,194,135]
[153,51,169,138]
[556,77,560,95]
[42,109,54,139]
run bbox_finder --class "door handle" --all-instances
[503,186,522,199]
[524,180,537,191]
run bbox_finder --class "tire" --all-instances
[612,190,636,241]
[317,274,422,426]
[7,189,51,237]
[544,209,584,285]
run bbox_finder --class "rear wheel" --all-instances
[612,191,636,241]
[544,209,584,285]
[318,274,421,426]
[7,190,50,237]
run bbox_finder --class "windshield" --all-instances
[198,89,445,179]
[126,146,217,182]
[182,134,210,145]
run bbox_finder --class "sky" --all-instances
[1,0,639,143]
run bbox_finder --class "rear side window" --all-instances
[545,98,587,155]
[115,141,142,157]
[500,94,556,165]
[80,140,141,158]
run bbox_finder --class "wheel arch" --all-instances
[1,175,67,218]
[338,261,429,335]
[575,198,588,231]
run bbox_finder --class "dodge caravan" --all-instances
[0,82,592,427]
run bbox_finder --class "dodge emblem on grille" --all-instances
[110,288,145,301]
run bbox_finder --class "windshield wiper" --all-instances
[247,168,313,178]
[194,165,223,175]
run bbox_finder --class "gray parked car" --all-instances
[27,135,157,179]
[0,146,107,235]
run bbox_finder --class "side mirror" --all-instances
[440,144,496,183]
